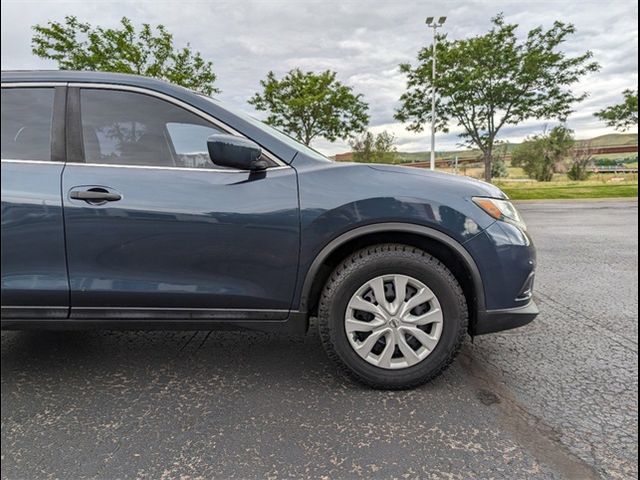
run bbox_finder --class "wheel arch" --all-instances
[298,223,486,333]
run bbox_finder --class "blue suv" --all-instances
[1,71,538,389]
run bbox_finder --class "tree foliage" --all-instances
[349,130,399,163]
[395,14,599,181]
[512,125,575,181]
[32,16,219,95]
[249,69,369,145]
[594,89,638,131]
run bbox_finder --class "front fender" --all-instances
[289,158,503,322]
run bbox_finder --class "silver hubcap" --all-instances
[344,274,443,370]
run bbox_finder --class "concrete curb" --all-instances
[513,197,638,204]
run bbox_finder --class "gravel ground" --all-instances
[1,199,638,479]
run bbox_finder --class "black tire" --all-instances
[317,244,468,389]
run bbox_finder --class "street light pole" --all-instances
[425,16,446,171]
[430,24,437,171]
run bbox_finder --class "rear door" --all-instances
[1,84,69,318]
[61,86,300,320]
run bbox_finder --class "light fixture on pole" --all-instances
[425,16,446,170]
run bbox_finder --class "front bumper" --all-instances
[473,300,539,335]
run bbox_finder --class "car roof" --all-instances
[1,70,300,163]
[2,70,180,90]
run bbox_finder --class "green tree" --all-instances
[350,130,399,163]
[512,125,574,181]
[594,89,638,131]
[249,69,369,146]
[395,14,599,182]
[32,16,218,95]
[349,131,374,163]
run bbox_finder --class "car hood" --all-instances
[365,164,509,199]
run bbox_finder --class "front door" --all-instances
[61,87,299,320]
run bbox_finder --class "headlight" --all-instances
[472,197,526,230]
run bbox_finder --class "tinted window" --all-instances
[80,89,222,168]
[165,123,215,168]
[1,88,55,161]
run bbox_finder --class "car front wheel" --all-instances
[317,244,468,389]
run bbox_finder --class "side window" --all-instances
[80,89,223,168]
[166,123,218,168]
[1,88,55,161]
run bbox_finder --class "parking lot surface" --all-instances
[1,199,638,479]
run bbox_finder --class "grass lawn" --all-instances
[495,180,638,200]
[435,166,638,200]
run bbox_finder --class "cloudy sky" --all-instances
[1,0,638,155]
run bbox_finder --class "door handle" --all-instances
[70,188,122,203]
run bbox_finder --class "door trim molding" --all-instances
[65,161,291,174]
[1,82,67,88]
[69,307,289,320]
[1,308,307,333]
[1,306,70,319]
[1,305,289,321]
[1,159,66,165]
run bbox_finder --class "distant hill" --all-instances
[334,133,638,163]
[575,133,638,147]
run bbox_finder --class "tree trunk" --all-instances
[483,150,492,183]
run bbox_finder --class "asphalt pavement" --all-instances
[1,199,638,479]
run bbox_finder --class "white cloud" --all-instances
[2,0,637,155]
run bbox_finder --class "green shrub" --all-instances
[567,162,592,180]
[595,155,638,166]
[491,158,509,178]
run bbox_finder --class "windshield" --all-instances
[199,95,332,163]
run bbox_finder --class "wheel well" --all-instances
[304,232,479,332]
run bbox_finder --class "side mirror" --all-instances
[207,134,267,171]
